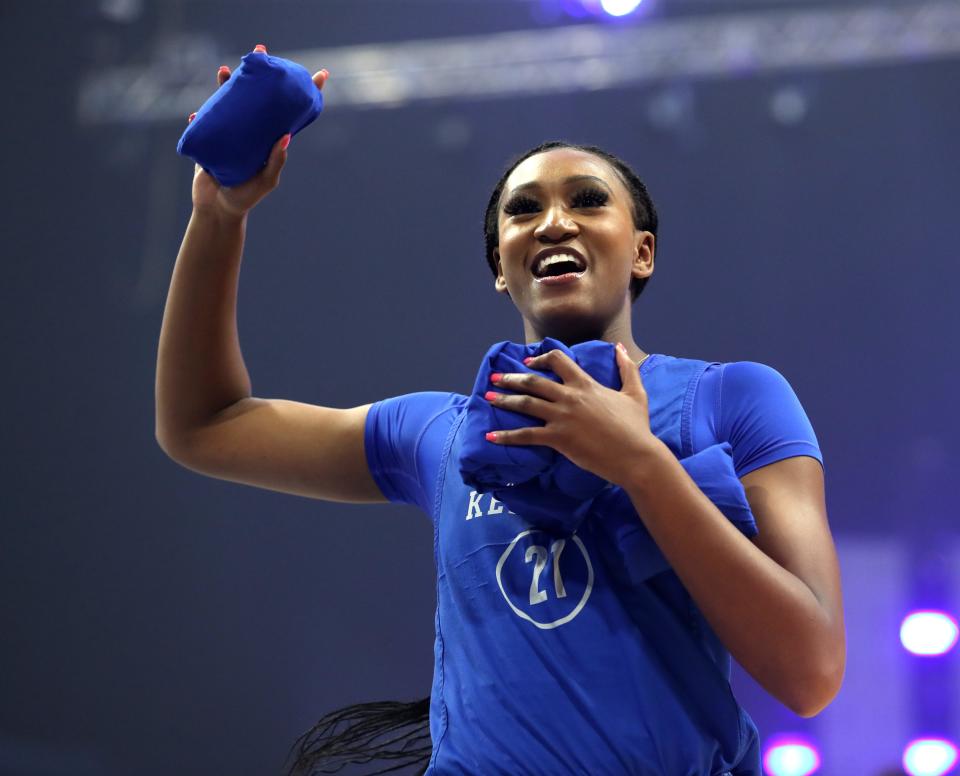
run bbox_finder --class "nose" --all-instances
[534,204,578,243]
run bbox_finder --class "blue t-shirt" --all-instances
[364,356,822,775]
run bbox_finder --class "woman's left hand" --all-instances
[484,342,661,488]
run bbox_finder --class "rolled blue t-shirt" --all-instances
[363,356,823,775]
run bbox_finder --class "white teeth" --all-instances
[534,253,586,276]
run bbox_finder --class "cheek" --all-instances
[596,221,637,257]
[498,228,526,271]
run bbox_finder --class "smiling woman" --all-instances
[485,141,659,306]
[156,74,844,776]
[274,142,844,776]
[484,142,661,353]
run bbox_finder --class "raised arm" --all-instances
[155,51,387,505]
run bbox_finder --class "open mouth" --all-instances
[531,253,587,279]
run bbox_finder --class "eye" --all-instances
[503,194,539,217]
[571,187,609,208]
[502,186,610,217]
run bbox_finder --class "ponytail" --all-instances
[284,695,431,775]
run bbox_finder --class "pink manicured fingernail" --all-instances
[254,44,267,53]
[523,357,533,365]
[218,65,230,74]
[188,112,196,122]
[485,432,498,442]
[484,391,499,401]
[616,342,627,353]
[490,373,503,383]
[280,134,291,150]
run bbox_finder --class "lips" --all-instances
[534,271,585,286]
[529,246,588,278]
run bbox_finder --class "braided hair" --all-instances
[283,697,431,775]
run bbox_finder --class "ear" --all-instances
[493,248,510,296]
[632,231,655,281]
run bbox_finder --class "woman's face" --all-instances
[493,148,654,340]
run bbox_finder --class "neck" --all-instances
[521,311,647,364]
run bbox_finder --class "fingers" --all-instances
[189,46,325,132]
[484,390,557,423]
[217,42,265,90]
[523,348,584,386]
[488,370,564,402]
[614,342,635,390]
[188,64,230,122]
[260,133,291,186]
[614,342,647,396]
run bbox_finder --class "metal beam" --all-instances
[77,0,960,124]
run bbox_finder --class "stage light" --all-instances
[903,739,958,776]
[600,0,643,17]
[763,735,821,776]
[901,611,959,656]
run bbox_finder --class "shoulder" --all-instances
[653,355,795,400]
[371,390,469,416]
[687,358,822,478]
[689,358,803,409]
[715,360,812,425]
[367,391,469,448]
[718,360,796,391]
[364,391,469,512]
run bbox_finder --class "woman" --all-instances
[156,46,845,776]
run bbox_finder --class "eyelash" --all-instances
[502,187,610,216]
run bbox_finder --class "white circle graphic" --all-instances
[495,529,594,629]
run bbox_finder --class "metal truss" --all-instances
[77,0,960,124]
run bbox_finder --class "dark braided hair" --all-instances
[283,697,431,775]
[483,140,659,303]
[284,141,658,776]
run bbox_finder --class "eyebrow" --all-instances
[505,175,613,200]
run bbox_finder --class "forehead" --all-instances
[504,148,623,194]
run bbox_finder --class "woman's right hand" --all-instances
[188,43,329,220]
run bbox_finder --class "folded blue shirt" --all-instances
[590,442,757,585]
[458,339,757,547]
[458,337,616,532]
[176,51,323,187]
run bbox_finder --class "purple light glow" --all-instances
[763,734,821,776]
[903,739,959,776]
[901,611,959,656]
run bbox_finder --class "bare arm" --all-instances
[622,448,844,717]
[155,205,251,439]
[155,56,387,505]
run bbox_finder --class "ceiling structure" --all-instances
[78,0,960,123]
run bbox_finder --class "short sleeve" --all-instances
[717,361,824,478]
[363,391,466,515]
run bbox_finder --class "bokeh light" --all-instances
[901,611,959,656]
[903,739,959,776]
[599,0,642,17]
[763,735,821,776]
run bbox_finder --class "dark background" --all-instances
[3,1,958,774]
